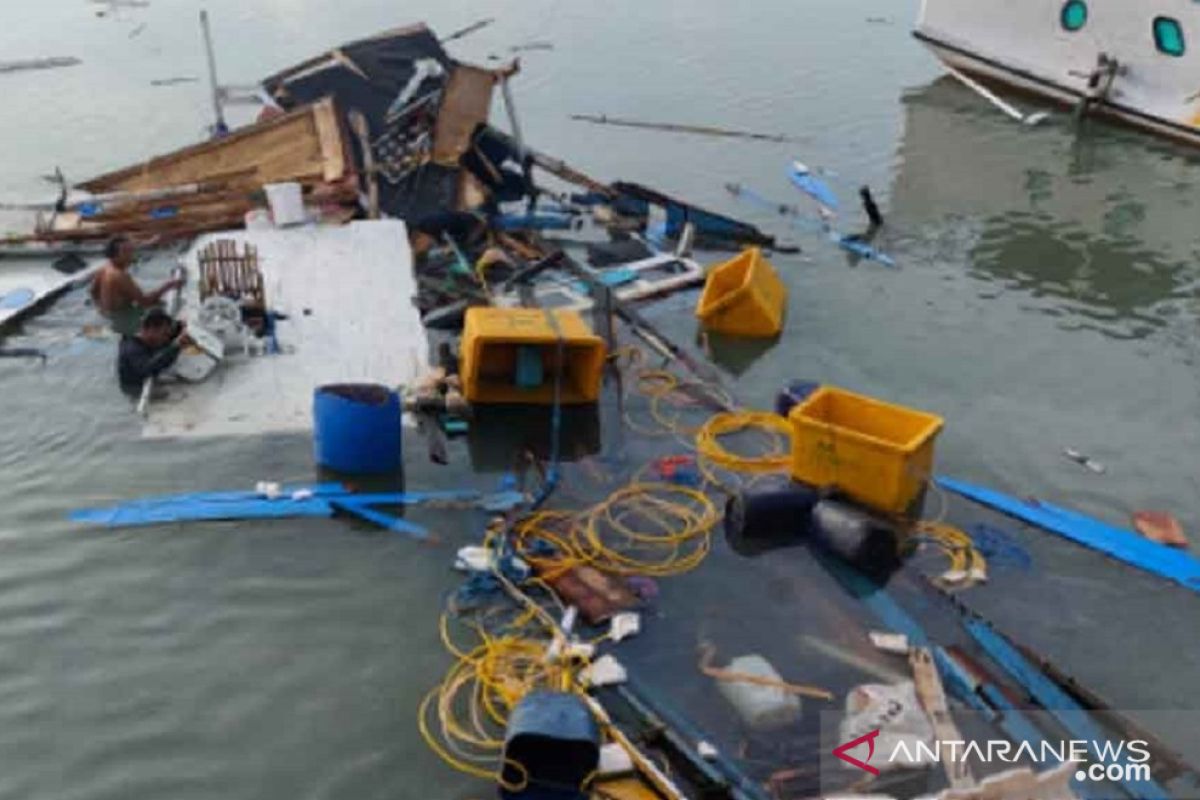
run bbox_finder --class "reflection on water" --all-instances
[891,78,1200,341]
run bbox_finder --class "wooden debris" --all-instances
[0,57,81,75]
[432,66,497,164]
[544,564,638,625]
[198,240,263,304]
[1133,510,1188,548]
[150,76,198,86]
[698,641,834,701]
[349,111,380,219]
[570,113,805,144]
[80,98,347,193]
[910,647,975,790]
[439,17,495,44]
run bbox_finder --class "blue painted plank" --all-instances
[331,500,429,539]
[69,487,484,529]
[966,619,1169,800]
[69,498,336,527]
[936,476,1200,594]
[787,163,840,211]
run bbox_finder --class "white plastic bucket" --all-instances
[264,182,306,227]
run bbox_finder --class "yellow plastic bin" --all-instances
[460,307,607,405]
[695,247,786,337]
[788,386,943,516]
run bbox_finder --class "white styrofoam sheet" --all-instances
[143,220,427,439]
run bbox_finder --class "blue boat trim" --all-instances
[820,557,1102,793]
[936,476,1200,594]
[966,619,1170,800]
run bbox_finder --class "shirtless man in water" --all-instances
[89,236,183,336]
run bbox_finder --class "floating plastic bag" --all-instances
[716,654,802,731]
[838,681,936,772]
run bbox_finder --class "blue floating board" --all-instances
[69,486,488,537]
[787,163,839,212]
[70,497,337,527]
[937,476,1200,595]
[835,233,896,267]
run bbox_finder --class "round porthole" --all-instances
[1061,0,1088,31]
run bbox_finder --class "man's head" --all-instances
[138,308,175,347]
[105,236,133,268]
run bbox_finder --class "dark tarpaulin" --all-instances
[261,25,454,219]
[392,164,463,224]
[261,24,450,96]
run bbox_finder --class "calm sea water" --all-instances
[2,0,1199,797]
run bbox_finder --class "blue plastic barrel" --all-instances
[312,384,402,474]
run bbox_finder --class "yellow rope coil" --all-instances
[913,520,988,588]
[695,411,792,474]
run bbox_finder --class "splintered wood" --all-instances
[432,65,496,164]
[198,240,264,305]
[910,647,975,790]
[18,99,357,245]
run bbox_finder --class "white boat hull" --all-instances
[915,0,1200,148]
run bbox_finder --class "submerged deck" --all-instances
[143,220,427,440]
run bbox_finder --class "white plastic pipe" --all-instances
[944,64,1048,125]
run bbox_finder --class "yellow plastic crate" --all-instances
[788,386,943,515]
[695,247,786,338]
[460,307,607,405]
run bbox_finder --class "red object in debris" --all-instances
[654,455,694,481]
[1132,511,1188,548]
[257,105,286,123]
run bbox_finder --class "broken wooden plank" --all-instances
[911,647,975,790]
[80,98,348,193]
[570,113,805,144]
[432,65,497,164]
[0,57,81,75]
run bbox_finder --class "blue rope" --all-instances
[530,306,564,510]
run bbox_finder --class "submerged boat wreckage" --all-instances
[8,14,1197,800]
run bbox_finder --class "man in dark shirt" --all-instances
[117,308,189,396]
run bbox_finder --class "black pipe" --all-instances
[859,186,883,228]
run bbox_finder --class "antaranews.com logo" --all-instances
[833,728,1152,784]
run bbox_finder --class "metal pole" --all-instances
[500,77,527,161]
[199,10,227,135]
[500,75,536,208]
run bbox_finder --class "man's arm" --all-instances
[89,271,103,306]
[112,271,182,309]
